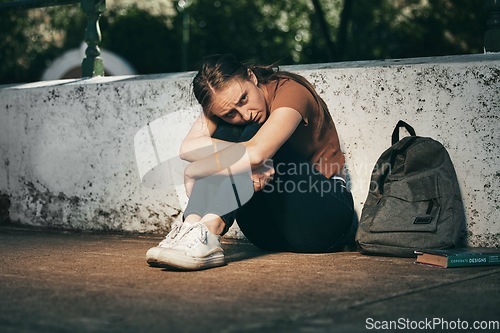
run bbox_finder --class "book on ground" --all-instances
[414,247,500,268]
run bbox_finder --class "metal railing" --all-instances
[0,0,106,78]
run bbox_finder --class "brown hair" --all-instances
[192,54,329,130]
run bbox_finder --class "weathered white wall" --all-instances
[0,54,499,246]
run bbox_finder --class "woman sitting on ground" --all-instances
[146,53,354,270]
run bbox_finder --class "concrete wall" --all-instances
[0,54,499,246]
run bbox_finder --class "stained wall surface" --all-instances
[0,54,498,246]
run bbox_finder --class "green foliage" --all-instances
[0,5,85,84]
[0,0,488,85]
[185,0,311,67]
[101,5,177,74]
[344,0,486,61]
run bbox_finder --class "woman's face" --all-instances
[211,71,268,125]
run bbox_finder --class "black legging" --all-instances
[183,122,354,253]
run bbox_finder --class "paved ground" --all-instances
[0,224,499,333]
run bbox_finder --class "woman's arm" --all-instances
[184,107,303,179]
[179,113,235,162]
[243,107,302,167]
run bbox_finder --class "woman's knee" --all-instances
[212,122,260,142]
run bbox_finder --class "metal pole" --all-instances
[81,0,106,77]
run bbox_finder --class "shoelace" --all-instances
[176,223,208,249]
[158,222,183,246]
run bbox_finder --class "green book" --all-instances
[414,247,500,268]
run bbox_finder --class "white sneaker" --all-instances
[156,222,225,271]
[146,220,190,267]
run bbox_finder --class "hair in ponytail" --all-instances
[193,54,329,130]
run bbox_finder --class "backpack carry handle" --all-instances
[378,136,418,195]
[392,120,416,145]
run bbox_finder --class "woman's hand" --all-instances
[252,159,275,192]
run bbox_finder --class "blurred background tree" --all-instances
[0,0,487,85]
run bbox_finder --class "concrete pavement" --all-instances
[1,224,499,333]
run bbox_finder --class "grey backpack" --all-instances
[356,121,465,257]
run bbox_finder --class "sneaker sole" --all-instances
[157,249,225,271]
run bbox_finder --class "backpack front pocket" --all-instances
[369,175,441,233]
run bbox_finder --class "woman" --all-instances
[146,54,354,270]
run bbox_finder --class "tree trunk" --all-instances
[337,0,353,60]
[310,0,336,61]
